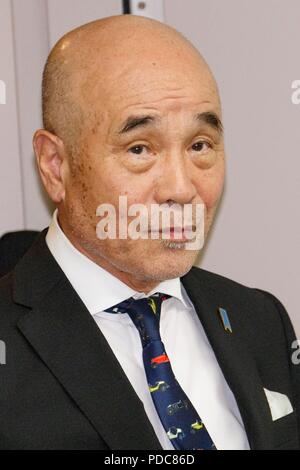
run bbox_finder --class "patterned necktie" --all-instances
[104,292,216,450]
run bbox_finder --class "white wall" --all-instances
[0,0,24,233]
[11,0,53,230]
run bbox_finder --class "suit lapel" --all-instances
[14,232,161,450]
[181,268,274,450]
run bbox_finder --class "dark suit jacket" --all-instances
[0,230,39,277]
[0,229,299,450]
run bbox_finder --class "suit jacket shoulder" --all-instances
[0,230,39,277]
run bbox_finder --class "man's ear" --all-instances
[33,129,67,203]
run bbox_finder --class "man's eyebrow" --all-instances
[118,115,160,134]
[117,111,223,135]
[194,111,223,135]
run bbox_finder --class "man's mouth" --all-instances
[150,225,196,241]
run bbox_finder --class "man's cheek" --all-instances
[205,175,225,208]
[198,189,219,213]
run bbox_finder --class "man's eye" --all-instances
[191,141,211,152]
[128,145,147,155]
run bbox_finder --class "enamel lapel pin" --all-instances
[218,307,233,333]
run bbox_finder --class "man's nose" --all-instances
[154,156,197,205]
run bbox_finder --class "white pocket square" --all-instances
[263,388,293,421]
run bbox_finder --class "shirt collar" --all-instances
[46,210,189,315]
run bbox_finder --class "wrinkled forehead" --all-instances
[78,56,221,135]
[110,64,218,103]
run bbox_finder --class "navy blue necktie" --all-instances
[105,292,216,450]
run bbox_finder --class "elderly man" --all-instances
[0,14,299,450]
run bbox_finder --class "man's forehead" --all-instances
[55,18,221,136]
[70,36,217,105]
[103,60,215,95]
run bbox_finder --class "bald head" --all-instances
[42,14,219,159]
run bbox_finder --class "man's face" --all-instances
[60,57,225,283]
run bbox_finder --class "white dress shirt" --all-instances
[46,210,250,450]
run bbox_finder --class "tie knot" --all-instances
[104,292,170,315]
[104,293,171,346]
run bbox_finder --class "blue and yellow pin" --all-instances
[218,307,233,333]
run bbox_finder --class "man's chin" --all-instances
[135,247,199,282]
